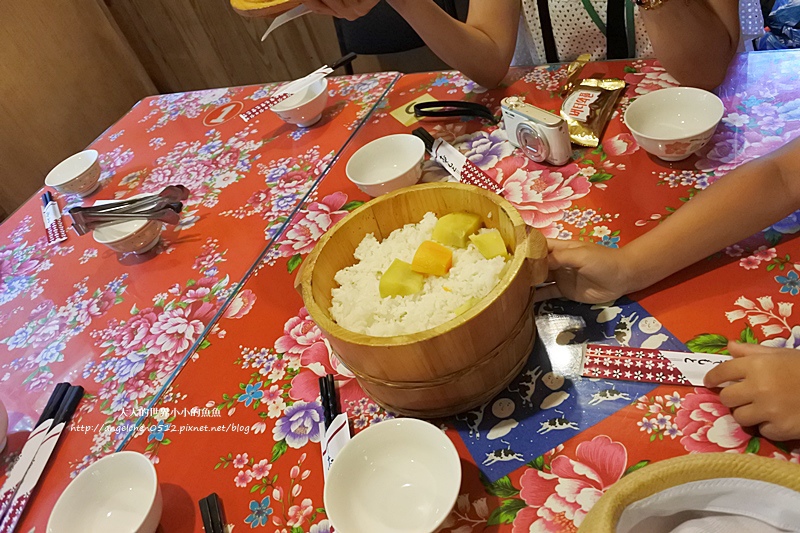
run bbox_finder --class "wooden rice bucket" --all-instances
[298,182,548,418]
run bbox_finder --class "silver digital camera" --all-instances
[501,96,571,166]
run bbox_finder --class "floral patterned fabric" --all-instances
[6,50,800,532]
[0,72,399,531]
[118,51,800,533]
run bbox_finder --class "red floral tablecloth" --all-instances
[0,72,400,531]
[123,51,800,533]
[6,49,800,533]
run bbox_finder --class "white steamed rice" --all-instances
[330,212,508,337]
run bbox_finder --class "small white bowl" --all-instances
[624,87,724,162]
[271,78,329,127]
[93,219,162,255]
[47,451,162,533]
[345,134,425,197]
[324,418,461,533]
[45,150,101,197]
[91,196,164,254]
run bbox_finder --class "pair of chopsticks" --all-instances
[319,374,339,430]
[0,383,84,531]
[239,53,358,123]
[41,191,68,245]
[199,493,226,533]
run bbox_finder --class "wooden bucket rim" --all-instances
[300,182,531,347]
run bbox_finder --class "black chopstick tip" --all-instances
[200,493,226,533]
[412,127,435,153]
[36,382,71,427]
[319,376,333,430]
[325,374,339,418]
[330,52,357,72]
[54,385,84,426]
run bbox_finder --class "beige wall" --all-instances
[0,0,448,218]
[0,0,156,217]
[105,0,349,92]
[103,0,446,93]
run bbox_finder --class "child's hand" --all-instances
[704,341,800,442]
[536,239,634,303]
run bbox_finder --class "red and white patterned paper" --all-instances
[432,138,503,194]
[582,344,731,385]
[582,344,688,384]
[41,202,67,245]
[239,93,291,123]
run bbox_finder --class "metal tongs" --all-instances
[67,185,189,236]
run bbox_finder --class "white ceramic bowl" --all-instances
[47,451,162,533]
[271,78,329,127]
[324,418,461,533]
[45,150,102,196]
[93,219,162,254]
[92,219,164,254]
[90,195,164,254]
[345,134,425,197]
[624,87,724,162]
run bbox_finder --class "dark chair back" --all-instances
[334,0,461,73]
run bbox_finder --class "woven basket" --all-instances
[580,453,800,532]
[298,182,548,417]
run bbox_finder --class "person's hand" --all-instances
[705,341,800,442]
[536,239,634,304]
[303,0,380,20]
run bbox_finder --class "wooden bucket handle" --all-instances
[525,226,548,286]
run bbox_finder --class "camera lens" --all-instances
[516,123,551,163]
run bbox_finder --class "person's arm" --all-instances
[642,0,740,90]
[303,0,520,88]
[544,137,800,303]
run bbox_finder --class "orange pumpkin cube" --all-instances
[411,240,453,276]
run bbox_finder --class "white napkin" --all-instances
[617,478,800,533]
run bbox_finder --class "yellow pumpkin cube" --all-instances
[379,259,425,298]
[469,229,508,259]
[411,240,453,276]
[432,212,483,248]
